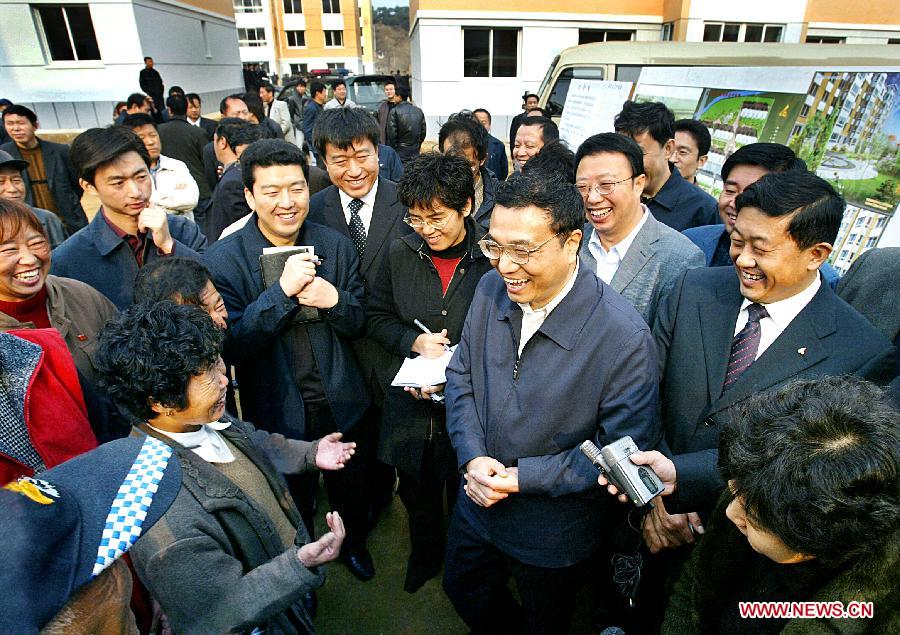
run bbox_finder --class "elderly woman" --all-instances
[0,198,116,382]
[94,301,354,634]
[366,153,493,593]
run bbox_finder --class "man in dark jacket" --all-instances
[158,94,212,207]
[303,82,327,164]
[50,127,207,309]
[206,118,262,241]
[139,57,165,120]
[185,93,219,139]
[1,105,87,233]
[387,87,426,162]
[377,80,399,144]
[474,108,509,180]
[205,139,376,583]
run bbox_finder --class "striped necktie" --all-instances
[722,303,769,393]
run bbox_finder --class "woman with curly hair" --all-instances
[94,301,355,634]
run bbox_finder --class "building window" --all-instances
[463,28,518,78]
[290,63,308,75]
[888,38,900,44]
[283,0,302,13]
[578,29,634,45]
[35,5,101,61]
[324,30,343,47]
[703,22,782,43]
[327,62,345,70]
[806,35,845,44]
[238,27,267,47]
[322,0,339,13]
[660,22,674,41]
[286,30,305,47]
[234,0,262,13]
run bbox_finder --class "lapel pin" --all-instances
[797,347,807,355]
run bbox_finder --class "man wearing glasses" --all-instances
[576,133,704,326]
[443,171,661,633]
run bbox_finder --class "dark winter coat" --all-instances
[387,101,426,161]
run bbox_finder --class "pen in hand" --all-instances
[414,319,451,352]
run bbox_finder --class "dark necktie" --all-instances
[722,303,769,393]
[347,198,367,261]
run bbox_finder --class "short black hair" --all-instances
[134,257,214,307]
[384,78,396,89]
[185,93,201,105]
[214,118,262,152]
[259,83,275,94]
[313,107,379,159]
[296,79,307,87]
[70,127,151,185]
[330,79,346,90]
[473,108,491,123]
[166,94,188,117]
[495,171,583,239]
[120,113,157,131]
[398,153,474,215]
[397,85,411,100]
[126,93,147,109]
[720,376,900,567]
[219,93,246,115]
[522,141,576,184]
[310,81,326,97]
[439,114,488,162]
[1,104,37,124]
[575,132,645,178]
[736,170,843,249]
[614,100,675,147]
[241,138,309,191]
[675,119,711,157]
[242,92,266,122]
[721,142,806,181]
[522,93,539,103]
[168,86,185,97]
[517,116,559,144]
[144,56,152,62]
[94,301,224,422]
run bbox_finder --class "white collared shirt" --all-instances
[337,178,379,235]
[187,116,202,127]
[587,206,650,284]
[517,260,579,355]
[733,272,821,359]
[149,420,235,463]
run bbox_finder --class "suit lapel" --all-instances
[700,276,743,401]
[361,182,400,274]
[610,218,656,294]
[323,188,350,235]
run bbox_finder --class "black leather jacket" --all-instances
[387,101,426,160]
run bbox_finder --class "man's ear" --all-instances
[662,138,675,161]
[79,178,95,193]
[633,173,648,199]
[698,154,709,169]
[806,242,832,270]
[244,187,256,211]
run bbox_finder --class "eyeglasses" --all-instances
[404,215,449,230]
[478,232,562,265]
[575,177,634,198]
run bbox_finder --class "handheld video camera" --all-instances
[581,437,665,507]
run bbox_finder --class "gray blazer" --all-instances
[580,211,705,325]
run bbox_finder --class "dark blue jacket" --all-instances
[302,101,323,157]
[207,162,249,242]
[485,134,508,181]
[473,166,498,232]
[204,216,370,440]
[445,264,661,567]
[645,164,718,232]
[50,211,207,309]
[683,223,841,288]
[377,144,404,182]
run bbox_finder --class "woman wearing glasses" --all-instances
[367,153,493,593]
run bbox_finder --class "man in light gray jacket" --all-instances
[260,83,296,145]
[576,133,704,326]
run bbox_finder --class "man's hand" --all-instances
[138,205,174,254]
[598,450,677,503]
[297,511,345,567]
[404,383,445,401]
[296,276,339,309]
[472,466,519,494]
[464,456,511,508]
[642,497,704,554]
[411,330,450,358]
[314,432,356,471]
[279,253,317,297]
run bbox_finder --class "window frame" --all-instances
[323,29,343,47]
[702,21,784,43]
[286,30,306,48]
[234,0,263,13]
[283,0,302,13]
[322,0,340,13]
[34,4,101,62]
[237,27,267,47]
[462,27,520,79]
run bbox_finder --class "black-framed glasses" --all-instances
[575,176,634,197]
[404,215,450,230]
[478,232,562,265]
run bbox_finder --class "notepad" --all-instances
[391,346,457,388]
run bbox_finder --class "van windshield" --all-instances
[546,66,605,117]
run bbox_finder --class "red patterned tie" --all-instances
[722,303,769,393]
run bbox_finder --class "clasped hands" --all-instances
[463,456,519,507]
[597,450,704,553]
[279,252,338,309]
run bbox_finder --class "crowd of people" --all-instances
[0,72,898,635]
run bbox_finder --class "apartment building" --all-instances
[235,0,374,76]
[410,0,900,139]
[0,0,243,128]
[831,202,893,274]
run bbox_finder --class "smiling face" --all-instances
[245,163,309,247]
[0,167,26,200]
[729,206,829,304]
[513,124,543,169]
[198,280,228,330]
[81,151,152,226]
[718,164,769,233]
[487,204,580,309]
[726,488,811,564]
[576,151,645,248]
[323,138,379,199]
[410,201,470,252]
[167,356,229,426]
[0,224,50,301]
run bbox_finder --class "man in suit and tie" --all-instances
[308,107,412,578]
[576,133,704,326]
